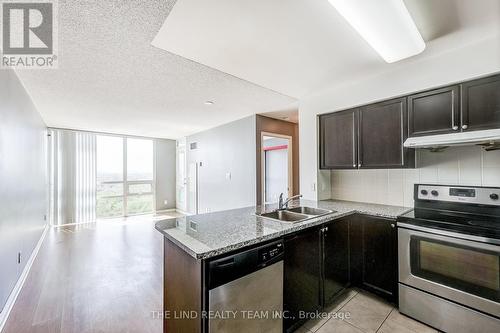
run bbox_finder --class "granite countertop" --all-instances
[154,199,412,260]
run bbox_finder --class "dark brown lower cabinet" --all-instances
[284,219,350,332]
[350,215,398,303]
[322,218,350,305]
[284,215,397,332]
[284,227,322,332]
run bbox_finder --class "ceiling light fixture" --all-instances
[328,0,425,63]
[204,101,214,105]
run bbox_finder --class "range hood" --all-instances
[404,129,500,150]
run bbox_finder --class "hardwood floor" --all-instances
[2,215,172,333]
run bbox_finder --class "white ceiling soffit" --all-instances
[152,0,500,99]
[259,110,299,124]
[15,0,296,139]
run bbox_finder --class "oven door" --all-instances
[399,227,500,317]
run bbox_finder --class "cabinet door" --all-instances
[461,75,500,131]
[284,228,321,331]
[319,109,358,169]
[408,85,460,137]
[322,218,350,306]
[359,98,414,168]
[361,215,397,302]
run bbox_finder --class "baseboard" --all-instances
[0,223,49,333]
[155,208,177,214]
[175,209,191,215]
[155,208,191,215]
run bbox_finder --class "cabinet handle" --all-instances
[358,163,361,168]
[452,125,458,130]
[462,124,468,130]
[353,163,356,168]
[391,223,395,228]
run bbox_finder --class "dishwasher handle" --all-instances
[208,240,284,290]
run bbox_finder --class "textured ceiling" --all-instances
[152,0,500,98]
[16,0,297,139]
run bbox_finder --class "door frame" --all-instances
[187,161,199,215]
[260,132,293,204]
[176,141,188,213]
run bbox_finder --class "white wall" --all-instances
[155,138,177,210]
[186,115,256,213]
[331,146,500,207]
[0,69,47,316]
[299,34,500,201]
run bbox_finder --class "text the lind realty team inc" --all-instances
[151,310,351,321]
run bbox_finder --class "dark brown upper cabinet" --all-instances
[461,74,500,131]
[408,85,460,137]
[359,98,414,168]
[319,109,358,169]
[319,101,414,170]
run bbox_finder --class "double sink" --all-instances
[257,206,335,223]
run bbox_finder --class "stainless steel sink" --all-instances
[257,206,335,223]
[287,206,334,216]
[259,210,310,222]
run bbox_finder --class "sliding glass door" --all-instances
[96,135,154,218]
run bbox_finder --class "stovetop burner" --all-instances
[398,208,500,237]
[467,220,500,230]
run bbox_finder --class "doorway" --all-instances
[261,133,293,204]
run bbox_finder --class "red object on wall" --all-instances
[263,145,288,151]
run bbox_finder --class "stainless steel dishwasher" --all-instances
[208,240,284,332]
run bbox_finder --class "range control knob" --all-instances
[431,190,439,196]
[490,193,499,200]
[420,189,428,195]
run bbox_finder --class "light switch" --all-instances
[226,172,231,180]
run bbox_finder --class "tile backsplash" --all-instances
[330,146,500,207]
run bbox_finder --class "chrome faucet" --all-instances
[278,193,303,210]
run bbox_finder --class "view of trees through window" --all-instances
[96,135,154,218]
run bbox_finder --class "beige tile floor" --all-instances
[296,289,438,333]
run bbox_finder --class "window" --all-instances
[96,135,154,218]
[126,138,154,215]
[97,136,124,218]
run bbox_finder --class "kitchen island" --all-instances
[155,199,411,332]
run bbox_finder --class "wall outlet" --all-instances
[225,172,231,180]
[311,182,316,192]
[163,200,168,206]
[206,208,211,213]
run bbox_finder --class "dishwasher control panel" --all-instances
[208,239,284,290]
[258,241,284,264]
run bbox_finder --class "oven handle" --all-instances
[397,222,500,246]
[398,226,500,252]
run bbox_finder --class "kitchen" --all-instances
[1,1,499,333]
[156,71,500,333]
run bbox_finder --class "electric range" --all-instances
[397,184,500,333]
